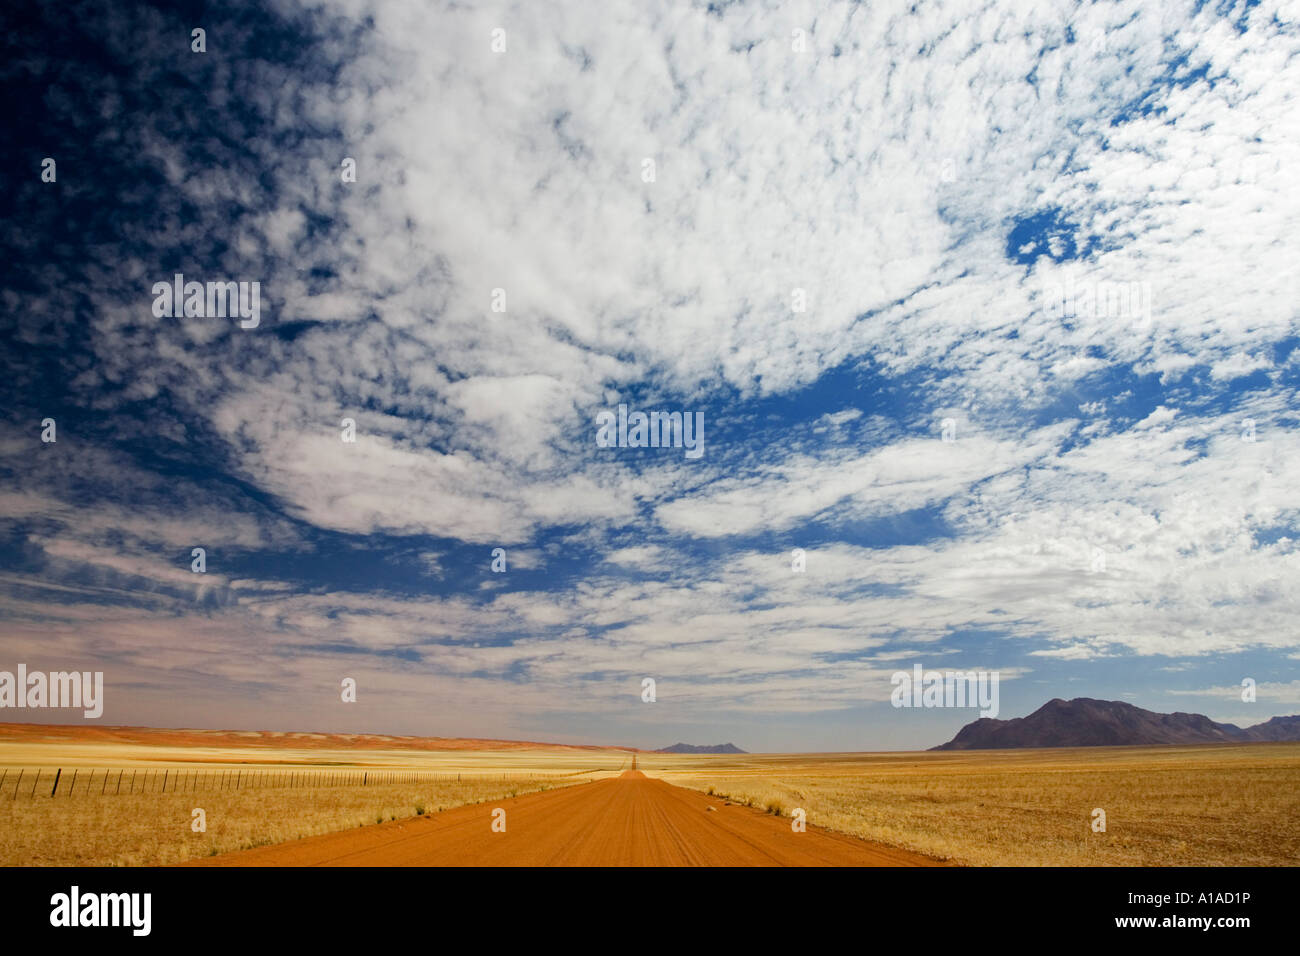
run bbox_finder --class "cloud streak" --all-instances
[2,0,1298,748]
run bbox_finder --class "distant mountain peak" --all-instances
[655,742,747,754]
[932,697,1300,750]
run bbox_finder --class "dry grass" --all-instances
[0,773,589,866]
[0,730,632,866]
[643,743,1300,866]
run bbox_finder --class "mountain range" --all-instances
[932,698,1300,750]
[656,742,747,754]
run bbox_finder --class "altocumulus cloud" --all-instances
[1,0,1298,749]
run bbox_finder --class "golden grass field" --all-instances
[641,743,1300,866]
[0,775,604,866]
[4,723,1298,866]
[0,724,631,866]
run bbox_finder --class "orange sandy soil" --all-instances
[186,770,951,867]
[0,722,635,754]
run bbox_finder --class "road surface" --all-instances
[187,771,947,866]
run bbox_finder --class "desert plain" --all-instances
[1,723,1296,866]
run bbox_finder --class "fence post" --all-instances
[11,769,21,800]
[101,770,109,795]
[51,768,61,797]
[162,770,168,793]
[116,770,122,795]
[69,769,77,796]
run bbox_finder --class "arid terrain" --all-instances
[0,723,631,866]
[3,724,1298,866]
[644,744,1300,866]
[190,770,943,866]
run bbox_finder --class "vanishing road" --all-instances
[188,771,946,866]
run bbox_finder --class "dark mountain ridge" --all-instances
[656,742,747,754]
[932,698,1300,750]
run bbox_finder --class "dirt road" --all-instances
[187,771,946,866]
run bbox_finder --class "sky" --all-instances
[2,0,1299,751]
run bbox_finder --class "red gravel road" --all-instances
[185,770,949,866]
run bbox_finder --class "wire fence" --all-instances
[0,767,554,798]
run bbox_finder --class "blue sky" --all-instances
[2,0,1299,750]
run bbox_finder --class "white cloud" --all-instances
[6,0,1300,745]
